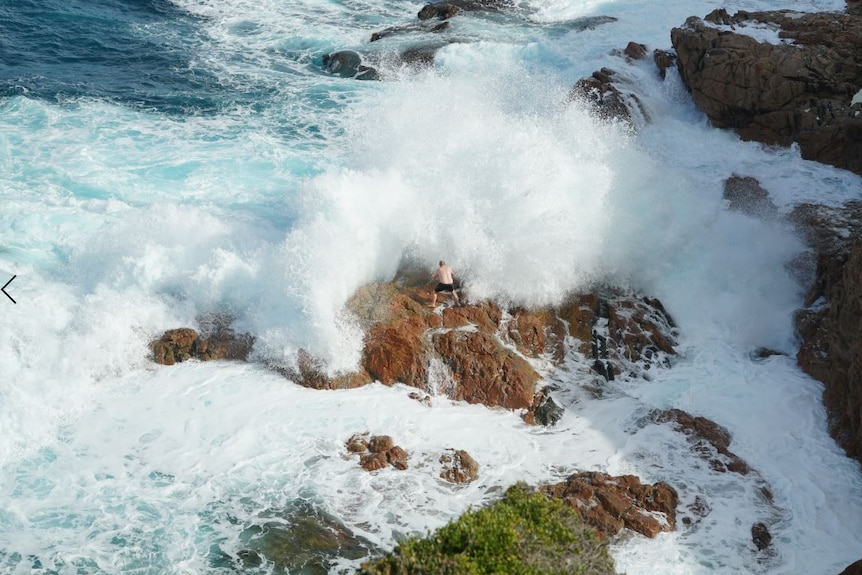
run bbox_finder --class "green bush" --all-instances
[357,483,619,575]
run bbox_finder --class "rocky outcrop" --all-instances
[439,449,479,484]
[651,409,751,475]
[751,521,772,551]
[671,9,862,175]
[149,281,678,419]
[792,201,862,464]
[569,68,648,127]
[285,281,677,413]
[723,175,778,219]
[541,472,678,538]
[149,317,254,365]
[346,433,410,471]
[322,51,379,80]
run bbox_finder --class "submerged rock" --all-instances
[221,501,372,574]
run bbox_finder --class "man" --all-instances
[431,260,460,307]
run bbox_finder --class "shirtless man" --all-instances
[431,260,460,307]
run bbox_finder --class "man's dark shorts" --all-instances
[435,283,455,293]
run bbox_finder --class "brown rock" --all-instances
[751,521,772,551]
[439,449,479,484]
[791,201,862,464]
[671,10,862,175]
[654,409,750,475]
[653,49,676,79]
[432,329,539,410]
[417,2,459,19]
[839,559,862,575]
[569,68,647,126]
[541,471,678,538]
[360,452,389,472]
[149,320,254,365]
[386,446,409,470]
[723,175,778,219]
[348,432,409,472]
[623,41,647,60]
[150,328,198,365]
[369,435,394,453]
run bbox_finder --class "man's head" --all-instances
[439,260,445,266]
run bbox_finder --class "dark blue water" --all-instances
[0,0,241,114]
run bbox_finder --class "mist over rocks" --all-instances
[149,316,254,365]
[670,8,862,175]
[791,200,862,466]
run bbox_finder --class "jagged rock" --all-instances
[439,449,479,484]
[541,471,678,538]
[417,2,459,20]
[671,10,862,175]
[522,387,564,426]
[371,21,450,42]
[751,521,772,551]
[569,67,647,127]
[623,41,647,60]
[347,433,410,471]
[723,175,778,219]
[322,50,379,80]
[149,319,254,366]
[790,201,862,464]
[653,49,676,80]
[652,408,750,474]
[150,280,677,418]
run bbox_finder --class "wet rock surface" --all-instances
[671,9,862,175]
[792,201,862,464]
[541,471,678,538]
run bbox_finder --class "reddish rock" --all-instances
[432,329,539,410]
[439,449,479,484]
[541,471,678,538]
[386,446,409,470]
[150,328,198,365]
[653,409,750,475]
[347,433,409,472]
[360,452,389,472]
[149,320,253,365]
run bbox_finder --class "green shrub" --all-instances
[357,483,619,575]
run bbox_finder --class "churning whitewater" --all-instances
[1,0,862,573]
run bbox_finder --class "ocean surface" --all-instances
[2,0,862,573]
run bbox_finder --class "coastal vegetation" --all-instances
[357,483,618,575]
